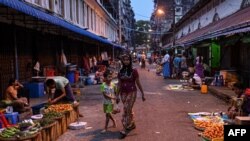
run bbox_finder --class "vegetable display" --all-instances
[44,104,73,113]
[0,119,41,139]
[203,124,224,140]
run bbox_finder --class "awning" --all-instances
[176,6,250,45]
[0,0,113,45]
[113,44,126,50]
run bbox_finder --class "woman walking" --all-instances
[117,53,146,138]
[161,51,171,79]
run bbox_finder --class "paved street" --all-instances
[58,64,228,141]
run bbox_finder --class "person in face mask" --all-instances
[45,76,83,117]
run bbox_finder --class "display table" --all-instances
[64,109,78,126]
[53,116,63,139]
[41,122,56,141]
[0,132,41,141]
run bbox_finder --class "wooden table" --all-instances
[41,122,56,141]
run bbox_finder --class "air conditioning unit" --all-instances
[175,6,183,16]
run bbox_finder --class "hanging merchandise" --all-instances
[101,52,108,61]
[60,50,68,66]
[33,61,40,76]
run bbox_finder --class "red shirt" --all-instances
[118,69,139,93]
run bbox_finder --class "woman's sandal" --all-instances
[100,129,107,134]
[126,123,136,131]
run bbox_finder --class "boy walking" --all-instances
[100,70,117,133]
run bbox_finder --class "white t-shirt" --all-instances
[196,56,203,64]
[47,76,69,89]
[162,54,170,64]
[192,74,202,86]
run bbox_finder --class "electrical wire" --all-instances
[122,26,173,34]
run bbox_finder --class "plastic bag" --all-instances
[139,62,142,66]
[112,104,121,114]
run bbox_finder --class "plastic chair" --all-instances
[78,68,86,87]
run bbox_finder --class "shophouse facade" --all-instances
[162,0,250,87]
[0,0,128,98]
[151,0,196,51]
[118,0,135,49]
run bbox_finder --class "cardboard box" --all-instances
[235,116,250,125]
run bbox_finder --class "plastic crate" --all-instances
[25,82,44,98]
[4,112,19,124]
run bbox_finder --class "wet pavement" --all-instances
[56,64,229,141]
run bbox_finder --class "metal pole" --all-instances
[118,0,122,44]
[173,2,176,47]
[98,43,100,56]
[159,16,162,56]
[13,26,19,80]
[112,45,115,61]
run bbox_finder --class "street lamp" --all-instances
[157,9,165,15]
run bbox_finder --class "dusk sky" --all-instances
[131,0,154,21]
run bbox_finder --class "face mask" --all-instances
[51,88,56,94]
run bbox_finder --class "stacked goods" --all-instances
[220,70,239,88]
[202,124,224,140]
[44,104,73,113]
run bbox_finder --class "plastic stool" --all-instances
[4,112,19,124]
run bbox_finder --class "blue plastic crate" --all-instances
[25,82,44,98]
[4,112,19,124]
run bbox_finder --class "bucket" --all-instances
[46,69,55,76]
[85,77,93,85]
[201,84,208,94]
[66,71,75,84]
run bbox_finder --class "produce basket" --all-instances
[193,125,205,131]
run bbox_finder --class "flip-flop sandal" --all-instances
[126,123,136,131]
[100,129,107,134]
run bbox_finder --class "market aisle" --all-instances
[57,64,228,141]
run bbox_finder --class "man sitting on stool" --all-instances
[5,78,32,113]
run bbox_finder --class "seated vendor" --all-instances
[188,73,202,89]
[95,67,105,84]
[227,82,249,119]
[45,76,83,117]
[5,78,31,113]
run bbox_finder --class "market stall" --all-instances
[0,103,80,141]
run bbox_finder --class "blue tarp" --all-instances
[113,44,125,49]
[0,0,118,46]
